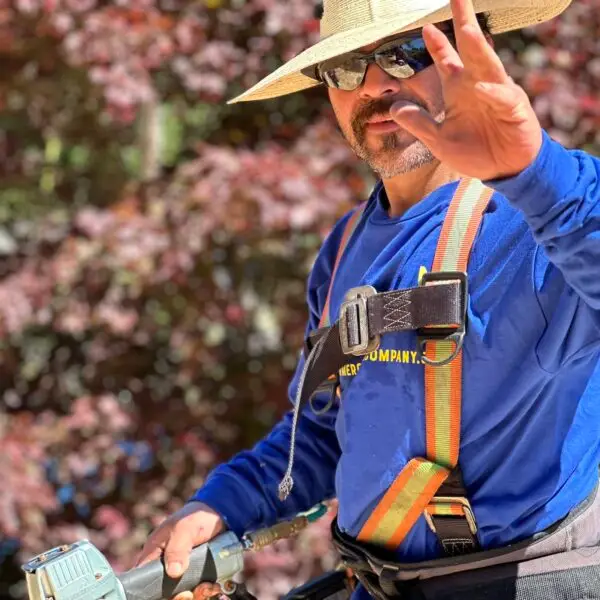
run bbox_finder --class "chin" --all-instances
[368,140,435,178]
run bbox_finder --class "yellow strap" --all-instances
[358,179,493,550]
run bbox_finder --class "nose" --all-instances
[358,63,402,100]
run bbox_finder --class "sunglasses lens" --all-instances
[317,35,439,91]
[320,58,366,91]
[377,38,433,78]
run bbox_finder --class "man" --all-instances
[137,0,600,598]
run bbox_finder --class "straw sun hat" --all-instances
[229,0,571,104]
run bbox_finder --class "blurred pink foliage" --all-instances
[498,0,600,150]
[0,0,598,598]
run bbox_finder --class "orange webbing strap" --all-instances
[308,202,366,404]
[319,202,367,328]
[357,178,493,550]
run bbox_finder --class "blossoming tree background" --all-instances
[0,0,598,597]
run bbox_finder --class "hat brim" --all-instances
[228,0,571,104]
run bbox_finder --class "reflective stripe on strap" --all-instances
[314,202,366,404]
[357,458,451,548]
[357,178,493,551]
[320,202,367,328]
[426,179,493,467]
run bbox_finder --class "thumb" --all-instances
[163,525,197,578]
[390,101,440,146]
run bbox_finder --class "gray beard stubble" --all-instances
[351,127,436,179]
[347,99,443,178]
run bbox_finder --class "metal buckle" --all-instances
[339,286,380,357]
[424,496,478,536]
[417,271,468,367]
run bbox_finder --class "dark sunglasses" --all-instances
[302,31,455,92]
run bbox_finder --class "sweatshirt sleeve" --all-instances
[486,131,600,369]
[187,215,354,537]
[487,131,600,309]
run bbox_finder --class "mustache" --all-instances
[352,97,425,134]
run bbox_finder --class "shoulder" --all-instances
[470,188,535,270]
[467,188,540,309]
[308,194,374,291]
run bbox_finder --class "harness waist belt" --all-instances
[331,480,600,600]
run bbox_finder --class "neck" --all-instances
[381,161,461,218]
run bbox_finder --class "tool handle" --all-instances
[247,516,308,550]
[118,532,243,600]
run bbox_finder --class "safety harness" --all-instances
[278,178,493,560]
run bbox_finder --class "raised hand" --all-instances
[391,0,543,181]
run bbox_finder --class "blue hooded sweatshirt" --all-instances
[191,132,600,597]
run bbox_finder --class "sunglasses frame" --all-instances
[301,27,456,91]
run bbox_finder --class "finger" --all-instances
[135,546,163,568]
[164,524,196,578]
[450,0,479,31]
[457,24,508,83]
[173,593,194,600]
[422,24,463,82]
[448,0,507,82]
[135,532,168,567]
[193,583,222,599]
[390,101,441,151]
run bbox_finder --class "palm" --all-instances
[391,0,543,181]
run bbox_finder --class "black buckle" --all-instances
[339,286,380,356]
[309,376,339,415]
[417,272,467,367]
[304,326,328,356]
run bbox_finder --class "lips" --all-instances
[352,102,406,140]
[365,115,400,134]
[366,114,392,125]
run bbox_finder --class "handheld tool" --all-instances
[21,505,327,600]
